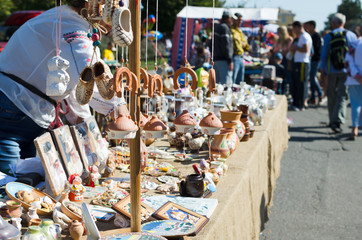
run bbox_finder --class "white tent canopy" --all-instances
[177,6,279,21]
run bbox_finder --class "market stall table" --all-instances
[77,95,288,240]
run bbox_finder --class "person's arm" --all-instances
[220,25,233,63]
[241,32,250,52]
[319,34,331,73]
[345,42,362,84]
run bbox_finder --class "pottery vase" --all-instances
[27,207,39,224]
[11,218,22,231]
[210,134,230,160]
[41,219,61,240]
[23,226,47,240]
[69,220,84,240]
[6,200,22,218]
[222,128,239,154]
[220,110,242,122]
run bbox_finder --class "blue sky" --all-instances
[224,0,342,30]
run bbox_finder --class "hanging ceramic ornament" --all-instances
[199,112,223,135]
[112,1,133,47]
[173,110,197,133]
[143,115,167,139]
[107,114,138,139]
[46,56,71,96]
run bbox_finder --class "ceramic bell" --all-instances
[199,112,223,135]
[46,55,70,97]
[143,115,167,139]
[173,110,197,133]
[107,114,139,139]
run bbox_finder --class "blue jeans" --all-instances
[232,55,245,83]
[0,91,45,175]
[348,85,362,127]
[214,60,232,85]
[309,60,323,99]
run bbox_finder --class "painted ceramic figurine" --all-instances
[68,174,85,202]
[85,165,101,187]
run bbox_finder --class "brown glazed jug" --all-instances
[180,174,204,198]
[210,133,230,160]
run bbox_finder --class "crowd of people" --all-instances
[189,10,362,140]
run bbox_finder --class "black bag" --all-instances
[329,31,348,70]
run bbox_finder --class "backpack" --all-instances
[329,30,348,70]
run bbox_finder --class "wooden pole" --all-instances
[129,0,141,232]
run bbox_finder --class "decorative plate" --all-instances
[102,232,167,240]
[141,220,196,237]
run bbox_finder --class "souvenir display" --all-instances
[102,232,167,240]
[5,182,57,216]
[152,201,209,235]
[34,132,67,196]
[112,195,155,223]
[141,220,196,237]
[52,126,84,177]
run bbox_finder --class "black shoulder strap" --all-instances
[0,71,57,106]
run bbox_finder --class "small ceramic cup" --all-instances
[29,218,42,226]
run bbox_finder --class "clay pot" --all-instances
[6,200,22,218]
[210,133,230,160]
[220,110,242,122]
[69,220,84,240]
[179,174,204,198]
[29,218,42,226]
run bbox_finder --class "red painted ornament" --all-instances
[92,33,99,42]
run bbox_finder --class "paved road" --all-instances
[260,102,362,240]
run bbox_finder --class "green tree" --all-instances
[0,0,15,23]
[325,0,362,30]
[144,0,225,35]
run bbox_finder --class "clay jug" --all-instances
[210,133,230,160]
[6,200,22,218]
[69,220,84,240]
[27,206,39,224]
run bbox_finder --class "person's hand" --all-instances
[229,62,234,71]
[355,74,362,84]
[290,44,296,51]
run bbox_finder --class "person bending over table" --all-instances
[0,0,124,175]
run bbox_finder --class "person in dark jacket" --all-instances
[213,10,233,85]
[304,20,323,104]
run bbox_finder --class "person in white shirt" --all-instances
[0,0,124,174]
[290,21,313,111]
[345,37,362,140]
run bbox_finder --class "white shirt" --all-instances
[0,6,124,128]
[294,31,313,63]
[345,38,362,86]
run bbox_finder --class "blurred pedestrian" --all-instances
[231,13,249,84]
[271,53,286,94]
[274,26,293,94]
[189,43,210,70]
[319,13,357,133]
[102,42,115,61]
[214,10,233,85]
[290,21,313,111]
[304,20,323,104]
[345,37,362,140]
